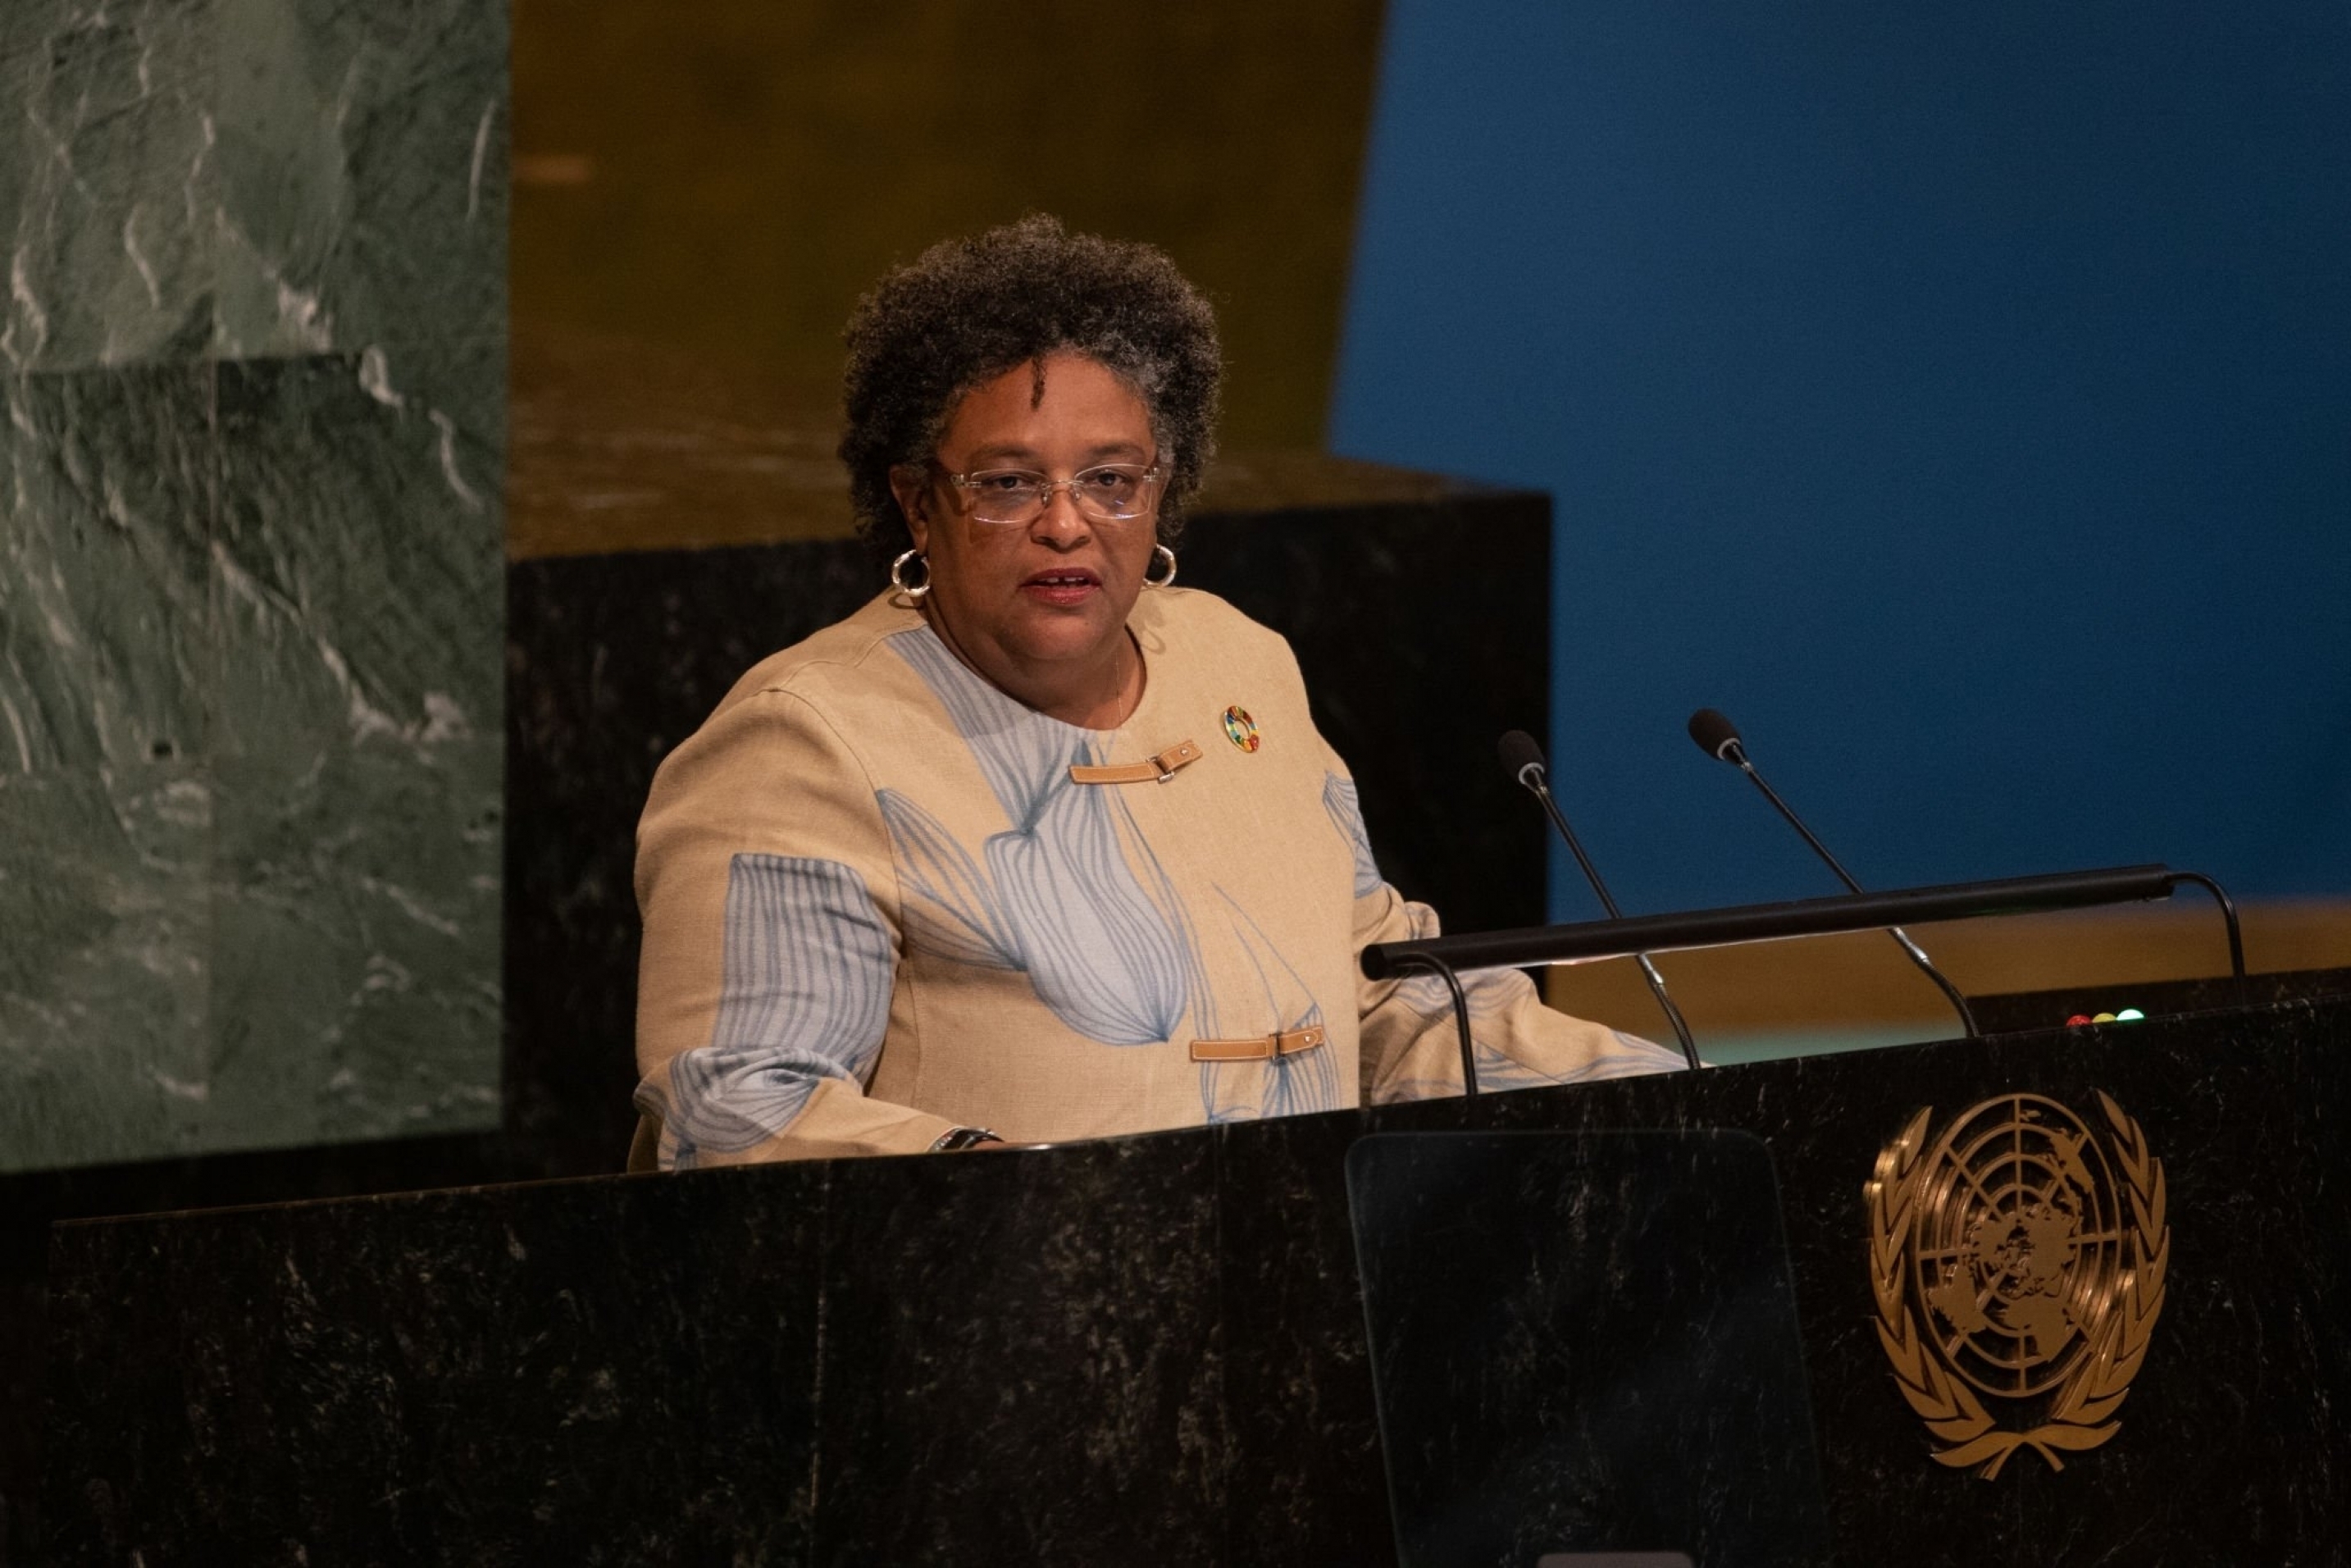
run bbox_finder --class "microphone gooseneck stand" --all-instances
[1687,708,1980,1040]
[1499,732,1703,1071]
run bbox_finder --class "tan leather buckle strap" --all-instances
[1187,1024,1328,1063]
[1068,738,1203,786]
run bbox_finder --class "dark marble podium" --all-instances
[45,988,2351,1565]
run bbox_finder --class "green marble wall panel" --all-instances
[0,763,214,1166]
[1,1,217,371]
[2,0,508,371]
[211,342,502,752]
[0,0,505,1174]
[0,365,214,773]
[0,365,216,1169]
[208,346,502,1151]
[212,0,508,357]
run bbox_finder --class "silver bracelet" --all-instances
[928,1126,1000,1152]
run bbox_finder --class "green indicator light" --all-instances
[2115,1008,2145,1022]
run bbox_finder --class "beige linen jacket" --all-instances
[631,586,1679,1168]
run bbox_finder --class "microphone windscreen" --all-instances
[1497,728,1548,782]
[1688,708,1744,762]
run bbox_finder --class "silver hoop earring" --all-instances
[1145,544,1178,588]
[890,548,931,600]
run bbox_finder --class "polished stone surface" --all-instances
[1970,964,2351,1035]
[44,996,2351,1564]
[210,0,507,360]
[1,12,506,1538]
[1,0,507,370]
[1350,1132,1828,1566]
[0,0,508,1179]
[0,0,216,371]
[1,345,504,1175]
[205,345,505,1151]
[0,368,216,1166]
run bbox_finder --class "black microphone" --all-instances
[1498,730,1702,1070]
[1686,708,1979,1038]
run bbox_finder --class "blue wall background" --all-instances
[1333,1,2350,920]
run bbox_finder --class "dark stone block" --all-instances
[42,996,2351,1564]
[1969,964,2351,1034]
[811,1136,1223,1564]
[44,1167,829,1566]
[1207,1105,1391,1566]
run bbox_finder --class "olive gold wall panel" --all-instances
[509,0,1387,472]
[0,0,508,1173]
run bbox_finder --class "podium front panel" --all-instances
[1348,1131,1829,1567]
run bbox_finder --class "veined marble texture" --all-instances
[208,0,507,359]
[0,365,214,774]
[0,0,214,371]
[0,0,506,1172]
[204,344,503,1155]
[1,344,503,1172]
[0,0,507,371]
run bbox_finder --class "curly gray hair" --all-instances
[839,215,1223,562]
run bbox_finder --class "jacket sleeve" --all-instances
[1324,763,1687,1101]
[631,686,959,1167]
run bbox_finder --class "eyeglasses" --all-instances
[942,463,1164,526]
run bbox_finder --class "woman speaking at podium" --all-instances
[627,217,1679,1169]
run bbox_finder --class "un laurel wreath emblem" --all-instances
[1866,1092,2169,1479]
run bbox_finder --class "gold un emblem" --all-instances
[1866,1092,2169,1479]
